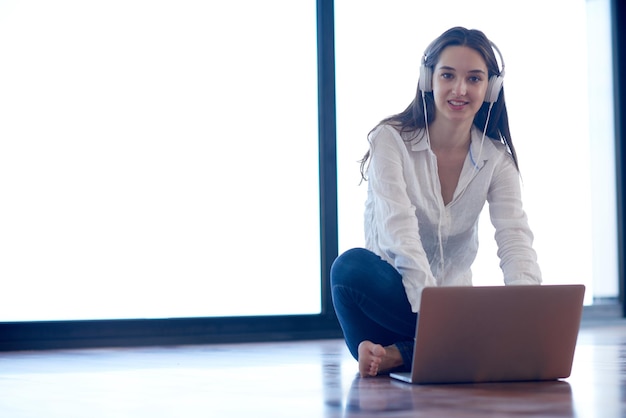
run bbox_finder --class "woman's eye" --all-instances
[469,76,482,83]
[441,73,454,79]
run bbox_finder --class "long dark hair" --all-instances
[359,27,519,180]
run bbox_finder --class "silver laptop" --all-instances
[390,284,586,384]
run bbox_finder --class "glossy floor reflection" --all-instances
[0,320,625,417]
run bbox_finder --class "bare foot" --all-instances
[357,341,403,377]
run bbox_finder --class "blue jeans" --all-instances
[330,248,417,370]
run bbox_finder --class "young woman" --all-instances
[330,27,542,377]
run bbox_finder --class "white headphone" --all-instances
[418,41,505,104]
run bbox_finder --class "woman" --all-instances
[330,27,542,377]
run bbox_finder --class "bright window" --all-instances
[0,1,321,321]
[335,0,617,305]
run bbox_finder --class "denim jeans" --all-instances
[330,247,418,370]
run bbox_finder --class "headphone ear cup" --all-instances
[419,64,432,93]
[485,74,504,103]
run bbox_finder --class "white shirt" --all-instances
[364,124,542,312]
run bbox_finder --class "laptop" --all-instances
[390,284,586,384]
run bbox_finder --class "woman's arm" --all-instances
[366,125,437,311]
[487,153,542,285]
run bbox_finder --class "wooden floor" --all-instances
[1,320,626,417]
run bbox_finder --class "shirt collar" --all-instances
[469,125,500,165]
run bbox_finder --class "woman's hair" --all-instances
[359,26,519,180]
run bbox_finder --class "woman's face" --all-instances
[432,45,489,125]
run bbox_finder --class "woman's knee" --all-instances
[330,248,374,287]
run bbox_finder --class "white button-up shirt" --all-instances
[364,124,542,312]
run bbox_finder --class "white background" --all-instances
[0,0,617,321]
[0,0,321,320]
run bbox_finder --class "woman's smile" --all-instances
[447,99,469,111]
